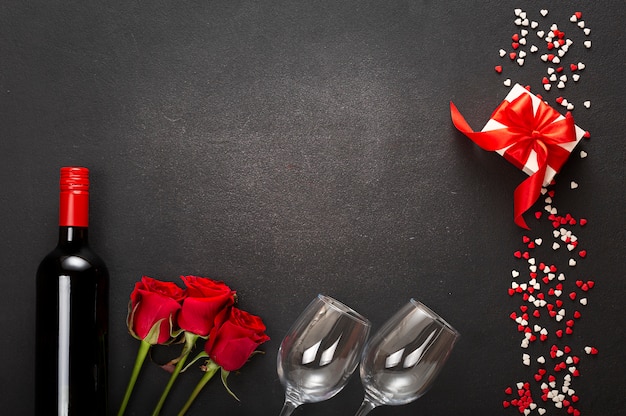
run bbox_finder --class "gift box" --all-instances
[450,84,586,229]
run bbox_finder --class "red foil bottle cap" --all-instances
[59,167,90,227]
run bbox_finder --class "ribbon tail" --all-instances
[513,162,547,230]
[450,101,520,151]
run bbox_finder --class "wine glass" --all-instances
[277,294,371,416]
[354,300,459,415]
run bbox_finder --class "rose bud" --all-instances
[178,276,236,337]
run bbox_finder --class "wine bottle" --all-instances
[35,167,109,415]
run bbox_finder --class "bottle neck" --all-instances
[58,226,89,246]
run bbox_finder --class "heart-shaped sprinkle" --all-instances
[540,9,548,17]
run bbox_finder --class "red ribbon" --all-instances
[450,91,578,229]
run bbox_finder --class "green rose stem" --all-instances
[117,340,151,416]
[177,359,221,416]
[151,332,200,416]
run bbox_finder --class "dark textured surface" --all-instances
[1,1,625,415]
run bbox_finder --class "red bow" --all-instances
[450,92,578,229]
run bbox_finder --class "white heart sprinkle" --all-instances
[538,408,546,415]
[499,48,507,57]
[570,14,577,22]
[521,29,528,37]
[549,74,557,82]
[567,103,574,111]
[540,9,548,17]
[584,28,591,35]
[517,58,525,66]
[543,84,551,91]
[552,242,560,250]
[578,20,585,29]
[529,265,537,272]
[530,45,538,53]
[504,78,512,87]
[519,38,527,46]
[567,244,576,251]
[578,62,586,70]
[551,24,559,31]
[584,40,592,48]
[535,238,542,246]
[537,356,546,364]
[571,181,578,189]
[580,298,588,305]
[552,56,561,64]
[580,150,588,158]
[537,30,545,38]
[512,270,520,278]
[515,18,522,26]
[573,74,581,82]
[519,50,527,58]
[584,346,592,354]
[554,290,562,297]
[584,100,591,108]
[514,8,522,16]
[558,273,566,281]
[569,258,577,266]
[560,74,568,82]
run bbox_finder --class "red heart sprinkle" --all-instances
[495,65,503,73]
[523,235,531,243]
[528,242,536,249]
[576,280,583,287]
[535,211,542,219]
[514,250,522,258]
[556,329,563,338]
[566,327,573,334]
[587,280,595,288]
[575,11,582,19]
[505,386,513,394]
[509,52,517,60]
[583,131,591,138]
[533,310,541,318]
[556,300,563,307]
[570,63,578,71]
[573,311,582,318]
[569,292,577,300]
[579,218,587,226]
[556,96,564,104]
[564,345,572,353]
[579,250,587,258]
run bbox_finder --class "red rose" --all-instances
[205,307,270,371]
[177,276,236,337]
[128,276,186,345]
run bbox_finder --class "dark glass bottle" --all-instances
[35,167,109,415]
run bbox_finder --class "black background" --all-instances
[1,1,625,415]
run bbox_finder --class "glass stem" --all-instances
[278,400,298,416]
[354,398,377,416]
